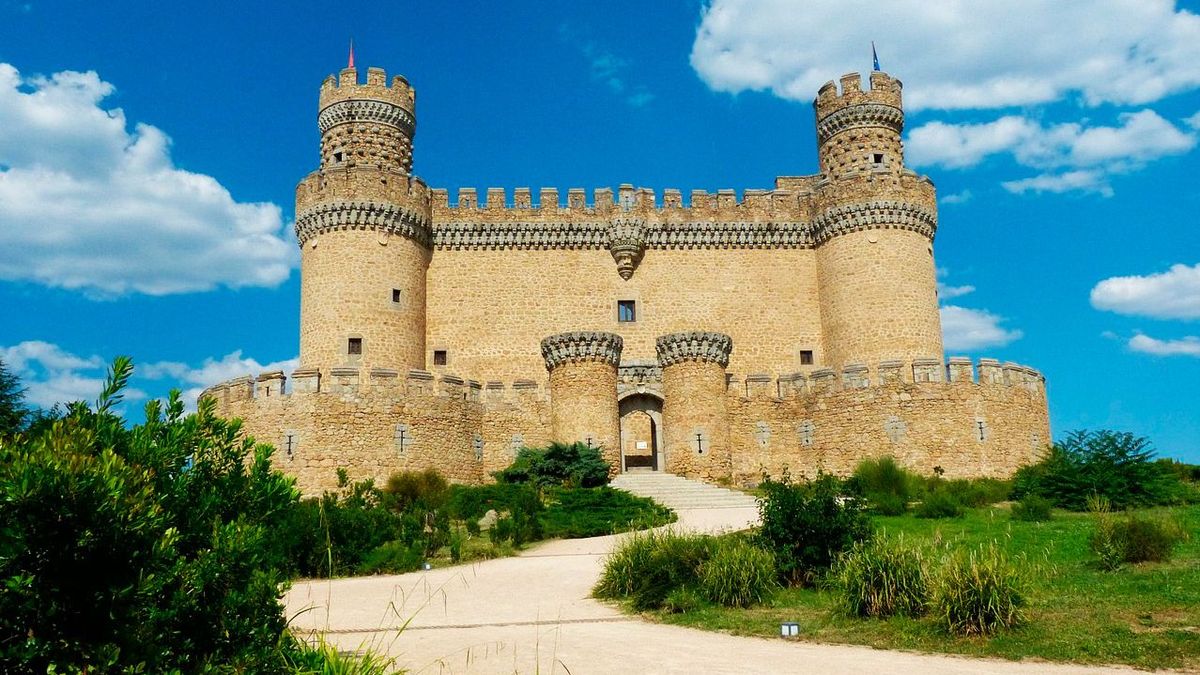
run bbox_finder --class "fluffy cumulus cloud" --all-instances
[141,350,299,404]
[907,110,1197,195]
[0,341,297,410]
[940,305,1023,351]
[0,63,295,297]
[1128,334,1200,357]
[1090,263,1200,320]
[0,341,141,408]
[690,0,1200,111]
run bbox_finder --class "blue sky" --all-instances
[1,1,1198,461]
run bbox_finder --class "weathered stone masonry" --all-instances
[202,64,1052,493]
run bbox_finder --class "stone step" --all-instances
[609,472,759,511]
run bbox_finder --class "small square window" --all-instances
[872,153,884,164]
[347,337,362,355]
[333,152,343,163]
[800,350,814,365]
[617,300,636,323]
[392,288,402,303]
[433,350,448,366]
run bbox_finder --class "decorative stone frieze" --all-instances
[816,103,904,144]
[607,214,646,279]
[295,200,431,247]
[540,331,624,371]
[655,332,734,368]
[318,99,415,136]
[812,200,937,244]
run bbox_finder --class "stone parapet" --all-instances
[319,66,415,115]
[655,331,734,368]
[540,331,624,371]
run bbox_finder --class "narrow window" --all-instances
[872,153,884,165]
[617,300,636,323]
[347,337,362,355]
[433,350,448,366]
[392,288,402,303]
[333,151,343,163]
[800,350,814,365]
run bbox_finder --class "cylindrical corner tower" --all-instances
[657,332,733,482]
[812,71,943,371]
[295,66,431,373]
[541,332,623,473]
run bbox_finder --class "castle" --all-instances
[201,63,1051,493]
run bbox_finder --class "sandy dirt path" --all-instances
[286,507,1135,674]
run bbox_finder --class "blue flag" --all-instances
[872,42,880,71]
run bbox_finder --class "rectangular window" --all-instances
[872,153,884,164]
[800,350,814,365]
[433,350,448,366]
[617,300,636,323]
[333,152,343,163]
[392,288,402,303]
[347,337,362,355]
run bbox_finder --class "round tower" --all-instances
[295,65,431,373]
[812,72,943,372]
[657,332,733,482]
[541,332,623,473]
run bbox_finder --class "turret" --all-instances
[295,64,431,374]
[811,72,943,372]
[814,71,904,178]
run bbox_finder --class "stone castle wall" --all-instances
[201,356,1047,494]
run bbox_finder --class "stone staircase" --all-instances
[610,472,760,511]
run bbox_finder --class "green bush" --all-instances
[699,538,779,608]
[932,543,1026,636]
[852,456,915,514]
[1013,429,1184,510]
[916,490,963,519]
[541,487,675,538]
[494,441,611,488]
[594,529,714,611]
[1011,494,1053,522]
[0,358,298,672]
[385,468,450,511]
[1089,498,1186,570]
[941,478,1012,507]
[756,472,872,586]
[834,535,929,618]
[283,634,402,674]
[359,539,426,575]
[447,482,544,545]
[662,586,706,614]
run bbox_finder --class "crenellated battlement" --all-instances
[725,357,1046,400]
[319,66,415,114]
[814,71,903,122]
[200,367,550,409]
[294,168,432,247]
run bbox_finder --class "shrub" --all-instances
[1089,497,1186,570]
[852,456,915,514]
[541,486,675,538]
[942,478,1012,507]
[494,441,610,488]
[359,539,425,575]
[448,483,544,545]
[916,490,963,519]
[384,468,450,511]
[662,586,705,614]
[594,529,714,611]
[283,634,402,674]
[1011,494,1053,522]
[834,535,929,618]
[1012,429,1183,510]
[932,543,1026,636]
[756,472,872,586]
[0,358,298,672]
[699,538,779,608]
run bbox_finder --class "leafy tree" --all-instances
[0,357,301,672]
[0,357,29,436]
[1012,429,1182,510]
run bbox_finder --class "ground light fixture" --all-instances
[780,622,800,637]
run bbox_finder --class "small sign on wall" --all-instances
[636,441,649,450]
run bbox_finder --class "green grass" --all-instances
[654,504,1200,670]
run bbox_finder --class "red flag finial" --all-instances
[348,38,355,69]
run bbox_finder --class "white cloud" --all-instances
[1128,333,1200,357]
[1090,263,1200,320]
[690,0,1200,111]
[560,26,655,108]
[141,350,298,404]
[1002,170,1114,197]
[0,340,143,408]
[939,190,972,205]
[940,305,1022,351]
[938,283,976,300]
[0,63,296,297]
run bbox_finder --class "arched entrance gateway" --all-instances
[619,393,663,472]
